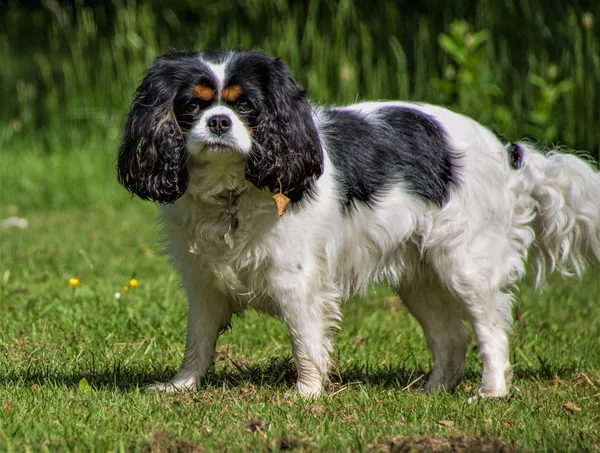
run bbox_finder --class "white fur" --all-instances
[150,101,600,398]
[187,105,253,154]
[203,59,229,91]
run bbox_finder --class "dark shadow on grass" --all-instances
[2,356,428,392]
[1,356,584,393]
[0,362,177,391]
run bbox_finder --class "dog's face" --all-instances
[117,51,323,204]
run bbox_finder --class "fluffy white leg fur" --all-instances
[286,310,333,398]
[148,213,234,392]
[148,282,233,392]
[468,292,514,398]
[268,253,341,397]
[399,285,471,391]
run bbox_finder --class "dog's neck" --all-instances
[174,154,276,250]
[220,188,244,249]
[185,151,250,202]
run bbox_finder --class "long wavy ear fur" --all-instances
[245,57,323,202]
[117,54,189,203]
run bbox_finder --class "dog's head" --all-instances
[117,50,323,203]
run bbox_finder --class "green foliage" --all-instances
[436,20,509,129]
[0,0,599,160]
[527,66,574,143]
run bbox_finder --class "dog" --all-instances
[117,50,600,398]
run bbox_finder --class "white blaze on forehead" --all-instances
[202,58,228,92]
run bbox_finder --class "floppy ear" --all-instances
[245,58,323,202]
[117,55,189,203]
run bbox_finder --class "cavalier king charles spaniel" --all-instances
[118,50,600,398]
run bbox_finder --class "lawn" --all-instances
[1,148,599,452]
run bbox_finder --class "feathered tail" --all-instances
[517,143,600,284]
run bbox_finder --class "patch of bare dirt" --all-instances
[372,434,515,453]
[147,431,203,453]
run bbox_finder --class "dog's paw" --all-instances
[296,380,325,398]
[476,386,510,399]
[466,385,510,403]
[472,366,512,400]
[146,380,196,393]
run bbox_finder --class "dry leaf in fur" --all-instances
[273,193,291,216]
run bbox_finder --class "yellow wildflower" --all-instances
[69,278,80,288]
[128,278,139,288]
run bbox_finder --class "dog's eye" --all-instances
[235,101,253,114]
[185,100,201,114]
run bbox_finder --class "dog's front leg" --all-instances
[149,280,232,392]
[274,270,340,398]
[287,321,332,398]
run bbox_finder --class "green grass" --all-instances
[1,146,600,452]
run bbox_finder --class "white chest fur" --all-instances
[160,184,283,310]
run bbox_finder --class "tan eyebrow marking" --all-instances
[222,85,243,102]
[193,84,216,101]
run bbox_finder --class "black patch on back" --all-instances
[320,106,457,211]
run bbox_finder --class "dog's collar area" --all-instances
[215,189,230,200]
[223,189,242,249]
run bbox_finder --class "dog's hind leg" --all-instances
[461,290,514,398]
[399,285,471,391]
[431,249,517,398]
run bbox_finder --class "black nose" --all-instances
[207,115,231,135]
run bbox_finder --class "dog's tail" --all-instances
[516,143,600,284]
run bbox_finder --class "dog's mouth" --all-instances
[196,141,236,154]
[215,188,236,201]
[187,135,245,156]
[206,141,232,150]
[213,186,249,206]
